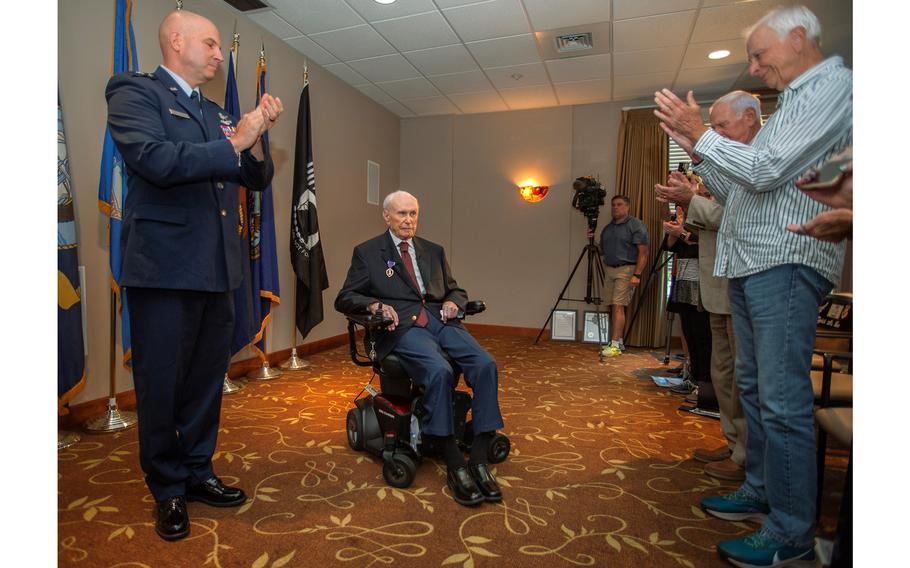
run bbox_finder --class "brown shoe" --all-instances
[693,446,731,463]
[704,458,745,481]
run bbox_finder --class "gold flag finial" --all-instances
[259,41,266,63]
[175,0,183,10]
[303,59,309,86]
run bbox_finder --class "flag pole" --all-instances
[223,27,244,394]
[84,289,137,432]
[247,325,283,380]
[281,61,312,372]
[280,286,308,370]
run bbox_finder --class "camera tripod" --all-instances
[534,222,611,357]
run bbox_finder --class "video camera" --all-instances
[571,175,607,230]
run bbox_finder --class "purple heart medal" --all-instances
[386,260,395,278]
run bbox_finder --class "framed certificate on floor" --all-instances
[550,309,577,341]
[582,311,610,343]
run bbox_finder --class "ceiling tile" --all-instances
[404,44,479,76]
[466,34,539,68]
[267,0,365,34]
[428,70,494,95]
[347,54,422,82]
[376,77,442,99]
[346,0,438,22]
[442,0,530,42]
[309,25,396,61]
[485,62,550,89]
[545,53,611,83]
[499,84,558,110]
[402,96,461,116]
[673,63,746,96]
[246,11,302,40]
[435,0,489,8]
[380,99,417,117]
[356,83,394,103]
[613,46,684,76]
[448,91,508,113]
[690,0,777,43]
[612,71,676,101]
[522,0,612,31]
[322,63,370,86]
[285,35,340,66]
[613,11,696,51]
[554,78,613,105]
[613,0,699,21]
[681,40,747,70]
[373,11,460,52]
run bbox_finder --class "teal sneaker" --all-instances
[717,528,816,568]
[701,489,770,523]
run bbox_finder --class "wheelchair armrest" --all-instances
[464,300,486,316]
[345,309,394,367]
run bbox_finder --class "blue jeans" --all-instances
[729,264,833,548]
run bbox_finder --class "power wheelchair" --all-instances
[343,300,511,488]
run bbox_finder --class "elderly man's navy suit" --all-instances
[335,231,503,437]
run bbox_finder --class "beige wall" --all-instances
[59,0,400,406]
[401,101,630,331]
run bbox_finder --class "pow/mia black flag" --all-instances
[290,79,329,339]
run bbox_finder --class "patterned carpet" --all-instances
[58,334,845,567]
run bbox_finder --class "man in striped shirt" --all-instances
[654,5,851,567]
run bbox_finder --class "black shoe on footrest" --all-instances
[468,463,502,502]
[186,476,247,507]
[447,466,484,506]
[155,496,189,541]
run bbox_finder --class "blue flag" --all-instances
[249,52,281,359]
[225,44,258,357]
[97,0,137,368]
[59,97,86,415]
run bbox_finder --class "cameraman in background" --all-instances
[588,195,649,356]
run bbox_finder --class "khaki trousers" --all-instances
[709,312,746,466]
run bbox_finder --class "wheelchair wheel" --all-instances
[488,433,511,464]
[346,408,364,451]
[382,454,417,488]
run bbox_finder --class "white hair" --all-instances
[710,90,762,119]
[750,4,822,44]
[382,190,418,211]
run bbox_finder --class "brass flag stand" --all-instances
[58,430,81,450]
[84,290,137,433]
[247,325,282,380]
[281,283,310,370]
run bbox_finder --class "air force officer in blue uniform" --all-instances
[105,9,283,541]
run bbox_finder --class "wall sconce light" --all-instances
[519,184,549,203]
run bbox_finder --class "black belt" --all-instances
[607,263,635,268]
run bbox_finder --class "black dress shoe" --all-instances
[447,466,484,506]
[155,496,189,541]
[468,463,502,502]
[186,476,247,507]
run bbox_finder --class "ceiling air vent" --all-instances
[555,32,593,53]
[222,0,271,12]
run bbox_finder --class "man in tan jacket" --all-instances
[656,90,762,482]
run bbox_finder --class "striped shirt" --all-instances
[693,56,852,285]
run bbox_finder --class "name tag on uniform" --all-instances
[168,108,191,119]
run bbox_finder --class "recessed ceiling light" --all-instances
[708,49,731,60]
[374,0,397,4]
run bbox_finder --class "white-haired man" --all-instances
[656,90,762,486]
[654,5,851,567]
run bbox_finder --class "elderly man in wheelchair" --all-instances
[335,190,509,507]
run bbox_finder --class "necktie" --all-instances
[190,90,204,118]
[398,241,428,327]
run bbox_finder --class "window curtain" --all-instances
[614,108,669,348]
